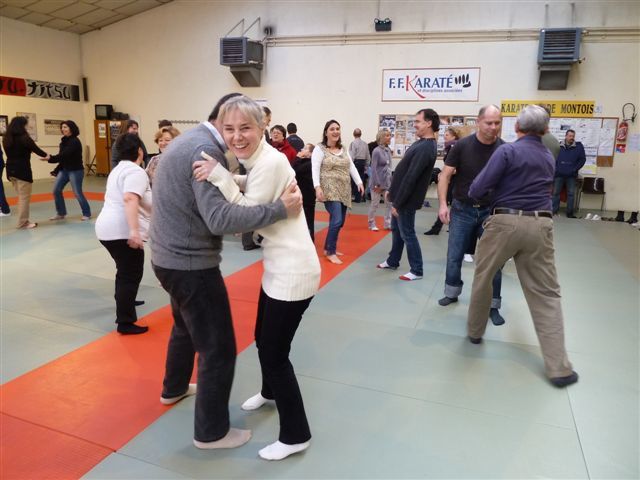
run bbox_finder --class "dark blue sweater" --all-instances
[555,142,586,177]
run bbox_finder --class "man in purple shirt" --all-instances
[466,105,578,388]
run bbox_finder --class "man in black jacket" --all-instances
[377,109,439,281]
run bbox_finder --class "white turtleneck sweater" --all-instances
[206,142,321,302]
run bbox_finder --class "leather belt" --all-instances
[494,208,553,219]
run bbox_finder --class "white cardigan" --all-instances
[206,142,321,301]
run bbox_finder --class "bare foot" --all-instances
[326,254,343,264]
[324,251,344,256]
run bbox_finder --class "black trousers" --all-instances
[256,288,313,444]
[100,240,144,325]
[303,202,315,241]
[153,265,237,442]
[351,159,367,202]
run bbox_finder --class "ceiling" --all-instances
[0,0,173,34]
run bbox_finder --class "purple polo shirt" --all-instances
[469,134,555,211]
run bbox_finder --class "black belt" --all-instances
[494,208,553,219]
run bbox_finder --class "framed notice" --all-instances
[17,112,37,141]
[44,119,64,136]
[382,68,480,102]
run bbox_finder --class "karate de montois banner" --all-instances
[382,68,480,102]
[0,75,80,102]
[501,100,595,118]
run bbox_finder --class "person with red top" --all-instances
[270,125,297,165]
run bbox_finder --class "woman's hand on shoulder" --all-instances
[193,151,219,182]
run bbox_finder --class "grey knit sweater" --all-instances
[150,123,286,271]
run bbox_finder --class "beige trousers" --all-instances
[9,177,32,228]
[467,214,573,378]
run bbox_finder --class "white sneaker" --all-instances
[369,226,379,231]
[585,213,593,220]
[377,261,397,270]
[399,272,423,281]
[592,214,601,221]
[463,254,474,263]
[0,211,10,217]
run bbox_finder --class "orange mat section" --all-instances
[0,207,388,479]
[6,191,104,206]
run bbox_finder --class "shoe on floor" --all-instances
[49,215,65,221]
[468,336,483,344]
[243,244,260,251]
[592,214,601,221]
[81,216,91,221]
[369,226,379,231]
[377,261,397,270]
[566,214,577,219]
[584,213,593,220]
[463,254,474,263]
[550,371,579,388]
[160,384,197,405]
[117,323,149,335]
[438,296,458,306]
[423,227,440,236]
[134,300,145,306]
[0,211,11,217]
[399,272,422,281]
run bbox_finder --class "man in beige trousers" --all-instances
[465,105,578,388]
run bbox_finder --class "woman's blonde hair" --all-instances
[219,95,264,129]
[154,126,181,144]
[376,128,390,145]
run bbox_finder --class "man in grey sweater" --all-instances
[150,94,302,450]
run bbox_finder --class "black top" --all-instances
[291,156,315,206]
[388,138,437,211]
[3,135,47,183]
[49,135,83,171]
[111,137,149,168]
[287,134,304,152]
[444,134,504,206]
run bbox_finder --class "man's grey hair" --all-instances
[516,105,549,135]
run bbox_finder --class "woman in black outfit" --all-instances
[47,120,92,221]
[0,149,11,217]
[2,116,48,229]
[291,143,316,240]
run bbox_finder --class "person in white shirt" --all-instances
[95,133,151,335]
[193,95,320,461]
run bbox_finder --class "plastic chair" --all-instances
[577,177,605,211]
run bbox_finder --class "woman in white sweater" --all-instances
[193,96,320,461]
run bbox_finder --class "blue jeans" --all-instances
[552,176,576,216]
[0,164,10,214]
[53,169,91,217]
[445,200,501,307]
[324,201,347,255]
[386,208,423,276]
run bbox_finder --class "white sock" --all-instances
[241,392,273,411]
[160,383,197,405]
[193,428,251,449]
[259,440,310,461]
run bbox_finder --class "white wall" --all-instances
[5,1,637,209]
[0,17,86,179]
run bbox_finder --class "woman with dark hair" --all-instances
[311,119,363,264]
[270,125,297,164]
[2,116,49,229]
[46,120,92,221]
[0,149,11,217]
[111,119,149,168]
[95,133,151,335]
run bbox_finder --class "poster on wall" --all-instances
[382,68,480,102]
[0,115,7,136]
[1,76,80,102]
[44,119,64,136]
[17,112,37,141]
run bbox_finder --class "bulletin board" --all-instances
[378,114,477,158]
[501,116,618,174]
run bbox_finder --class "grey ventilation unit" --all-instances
[220,37,264,87]
[537,28,582,90]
